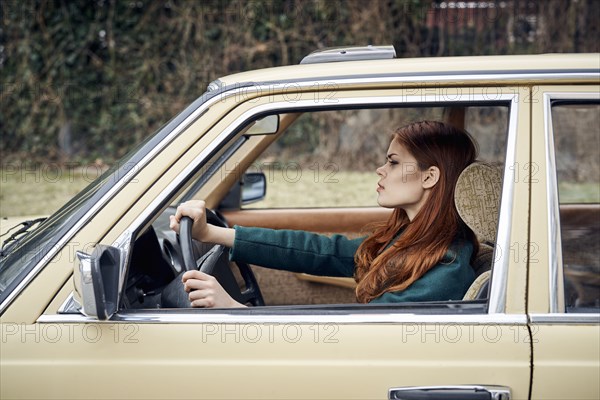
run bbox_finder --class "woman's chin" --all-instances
[376,199,393,209]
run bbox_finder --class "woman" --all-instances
[170,120,479,308]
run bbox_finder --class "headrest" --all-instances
[454,162,502,244]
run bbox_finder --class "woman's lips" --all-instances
[377,183,384,192]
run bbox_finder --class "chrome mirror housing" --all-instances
[74,245,121,320]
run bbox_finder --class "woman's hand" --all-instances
[170,200,210,242]
[182,270,245,308]
[170,200,235,246]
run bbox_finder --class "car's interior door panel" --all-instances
[221,207,391,235]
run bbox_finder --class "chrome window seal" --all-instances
[544,93,563,313]
[112,229,133,308]
[2,76,528,314]
[39,308,528,325]
[487,95,519,314]
[543,92,600,313]
[530,313,600,324]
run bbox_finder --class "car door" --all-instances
[3,82,532,399]
[528,85,600,399]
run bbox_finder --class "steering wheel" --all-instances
[161,209,264,308]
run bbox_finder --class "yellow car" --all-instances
[1,47,598,400]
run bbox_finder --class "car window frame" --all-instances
[43,85,523,324]
[542,91,600,316]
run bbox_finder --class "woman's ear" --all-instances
[421,166,440,189]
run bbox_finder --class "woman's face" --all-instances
[376,140,430,220]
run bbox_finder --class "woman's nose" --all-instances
[376,165,385,176]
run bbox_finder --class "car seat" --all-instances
[454,162,503,300]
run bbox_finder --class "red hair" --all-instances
[354,121,479,303]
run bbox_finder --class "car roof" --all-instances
[216,53,600,87]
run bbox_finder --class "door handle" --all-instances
[389,385,511,400]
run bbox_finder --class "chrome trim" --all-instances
[230,72,598,89]
[488,96,519,314]
[3,69,560,314]
[38,310,528,325]
[57,291,80,314]
[544,93,562,313]
[112,230,133,308]
[543,92,600,313]
[530,313,600,324]
[75,251,97,317]
[39,313,101,323]
[389,385,511,400]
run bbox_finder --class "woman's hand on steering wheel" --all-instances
[182,270,245,308]
[170,200,235,247]
[169,200,210,242]
[166,199,264,308]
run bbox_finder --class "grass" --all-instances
[251,170,379,208]
[558,182,600,204]
[0,166,379,218]
[1,167,598,219]
[0,167,100,218]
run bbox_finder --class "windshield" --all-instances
[0,85,218,307]
[0,156,133,295]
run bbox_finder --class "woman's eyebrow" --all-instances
[387,153,398,158]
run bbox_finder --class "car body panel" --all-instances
[3,316,532,399]
[530,321,600,400]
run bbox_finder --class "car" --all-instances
[1,46,599,399]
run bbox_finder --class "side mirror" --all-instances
[241,172,267,205]
[75,245,121,320]
[219,172,267,210]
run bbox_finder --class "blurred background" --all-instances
[1,0,599,216]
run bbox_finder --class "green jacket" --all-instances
[230,226,475,303]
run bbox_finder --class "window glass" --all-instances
[247,105,508,208]
[552,102,600,310]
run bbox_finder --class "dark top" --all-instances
[230,226,475,303]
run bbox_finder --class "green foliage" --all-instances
[1,0,598,164]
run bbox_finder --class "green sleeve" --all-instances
[370,241,475,303]
[230,226,364,278]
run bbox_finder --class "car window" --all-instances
[246,106,508,208]
[551,102,600,311]
[121,94,517,315]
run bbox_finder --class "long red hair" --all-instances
[354,121,479,303]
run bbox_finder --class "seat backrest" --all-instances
[454,162,502,299]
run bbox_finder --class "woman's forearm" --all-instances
[202,225,235,248]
